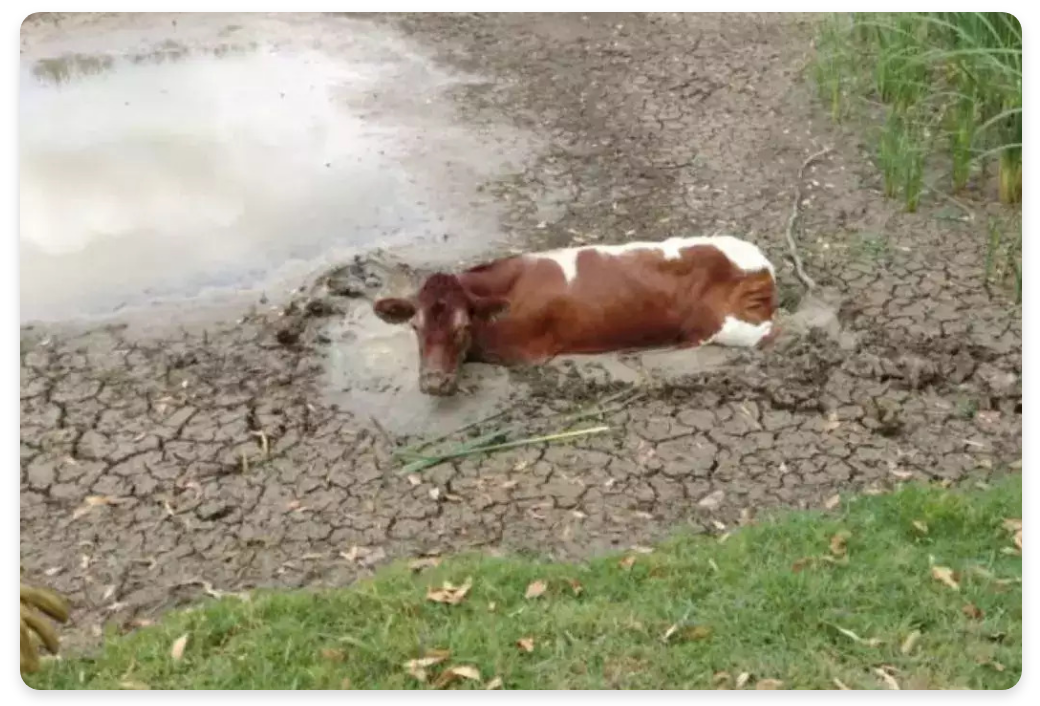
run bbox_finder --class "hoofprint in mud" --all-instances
[372,235,780,396]
[19,12,1020,655]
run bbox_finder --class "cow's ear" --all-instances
[373,297,416,324]
[471,295,509,321]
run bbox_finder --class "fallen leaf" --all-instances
[404,650,451,682]
[427,578,473,605]
[567,579,584,596]
[119,680,150,690]
[823,494,841,510]
[713,671,732,689]
[698,489,725,509]
[434,664,481,688]
[986,661,1006,672]
[832,624,881,647]
[524,579,547,599]
[321,648,345,662]
[516,637,535,653]
[962,603,984,620]
[822,412,841,432]
[735,672,750,689]
[830,530,851,557]
[682,628,715,644]
[341,545,368,563]
[833,677,851,690]
[408,556,442,572]
[711,519,727,531]
[170,633,188,661]
[791,557,813,573]
[1002,518,1022,533]
[630,545,654,554]
[756,678,784,690]
[662,624,679,642]
[912,520,929,534]
[931,565,960,591]
[406,474,422,486]
[72,495,128,520]
[900,630,921,655]
[618,555,637,571]
[874,667,900,690]
[428,487,441,501]
[889,468,914,480]
[485,676,503,690]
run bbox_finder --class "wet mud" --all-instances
[19,12,1020,653]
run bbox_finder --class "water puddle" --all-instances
[19,14,534,323]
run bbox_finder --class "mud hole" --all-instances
[20,12,1020,654]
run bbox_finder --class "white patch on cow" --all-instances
[707,315,773,348]
[530,235,773,284]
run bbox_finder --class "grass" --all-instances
[26,475,1021,690]
[813,13,1022,209]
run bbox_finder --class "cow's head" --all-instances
[372,273,509,396]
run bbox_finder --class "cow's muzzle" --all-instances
[419,370,458,396]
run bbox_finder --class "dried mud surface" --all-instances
[20,12,1021,651]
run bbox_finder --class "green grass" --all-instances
[27,476,1022,690]
[813,12,1021,209]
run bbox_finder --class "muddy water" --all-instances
[19,13,534,324]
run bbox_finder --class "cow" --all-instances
[372,235,780,396]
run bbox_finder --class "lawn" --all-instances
[25,475,1022,690]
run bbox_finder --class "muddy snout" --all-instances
[419,369,459,396]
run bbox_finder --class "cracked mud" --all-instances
[20,12,1021,652]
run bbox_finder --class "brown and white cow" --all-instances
[373,235,779,396]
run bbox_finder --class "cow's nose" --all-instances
[419,371,458,396]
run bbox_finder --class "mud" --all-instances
[19,12,1020,654]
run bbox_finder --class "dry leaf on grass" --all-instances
[404,650,451,682]
[735,672,750,689]
[833,677,851,690]
[832,624,881,647]
[931,565,960,591]
[712,671,731,689]
[170,633,188,661]
[524,580,547,599]
[434,664,482,688]
[408,557,442,573]
[663,624,712,643]
[567,579,583,596]
[912,520,929,534]
[823,494,842,510]
[873,667,900,690]
[791,557,813,573]
[830,530,851,557]
[426,578,472,605]
[485,676,504,690]
[1002,518,1021,532]
[756,678,783,690]
[900,630,921,655]
[320,648,345,662]
[962,603,984,620]
[119,680,150,690]
[516,637,535,653]
[618,555,637,571]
